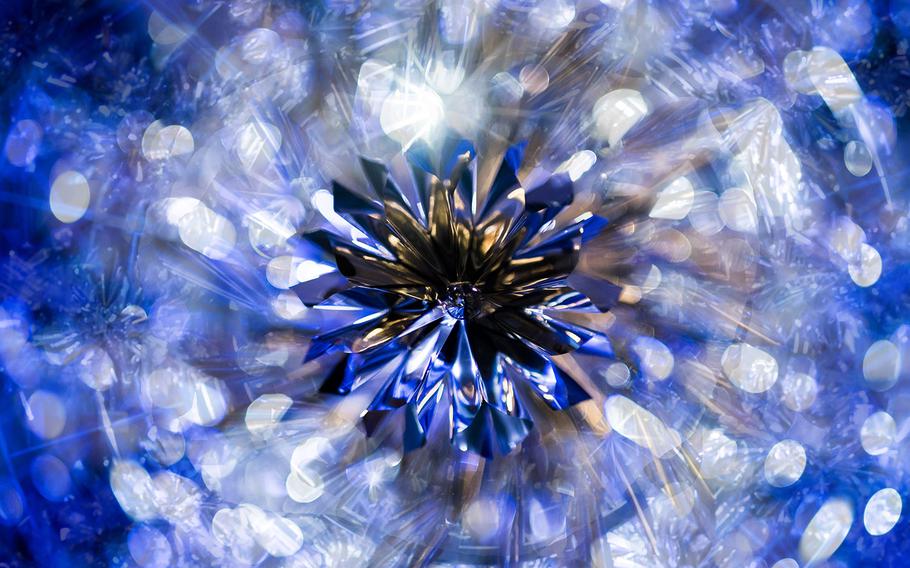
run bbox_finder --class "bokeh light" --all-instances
[2,0,910,565]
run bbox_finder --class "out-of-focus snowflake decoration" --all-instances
[3,0,910,566]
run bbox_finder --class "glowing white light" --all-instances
[848,243,882,287]
[831,216,866,263]
[784,50,814,94]
[640,265,662,294]
[605,395,681,456]
[356,59,396,114]
[779,371,818,412]
[490,72,523,106]
[121,304,148,324]
[844,140,873,176]
[291,437,332,469]
[142,121,194,160]
[151,471,201,525]
[763,439,806,487]
[77,346,117,391]
[650,177,694,220]
[110,460,158,521]
[727,102,801,237]
[519,64,549,95]
[145,427,185,467]
[234,121,282,169]
[246,208,298,252]
[142,368,194,410]
[688,190,724,235]
[652,228,692,263]
[311,189,383,254]
[128,525,172,568]
[245,393,292,434]
[464,499,501,539]
[255,514,303,557]
[241,28,280,65]
[210,508,239,546]
[164,197,202,225]
[603,362,631,388]
[439,0,483,43]
[266,256,301,290]
[221,505,263,560]
[26,390,66,439]
[297,259,335,283]
[49,170,90,223]
[864,488,901,536]
[593,89,648,146]
[526,497,565,540]
[177,202,237,260]
[651,482,696,520]
[721,343,779,393]
[182,380,228,426]
[799,498,852,565]
[148,11,188,45]
[286,468,324,503]
[618,285,641,304]
[5,119,42,167]
[539,0,575,28]
[807,47,863,112]
[631,337,674,380]
[556,150,597,181]
[194,442,240,487]
[862,339,900,390]
[698,428,738,480]
[426,54,466,95]
[272,291,308,320]
[860,411,896,456]
[380,83,444,147]
[718,188,757,233]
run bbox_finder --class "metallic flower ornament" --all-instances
[298,140,610,456]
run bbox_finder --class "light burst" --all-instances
[1,1,910,566]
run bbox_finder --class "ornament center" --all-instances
[441,283,484,320]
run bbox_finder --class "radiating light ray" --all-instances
[1,1,907,565]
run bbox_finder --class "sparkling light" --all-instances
[177,201,237,260]
[650,177,695,221]
[848,243,882,287]
[863,340,901,390]
[605,395,681,456]
[860,411,896,456]
[49,170,90,223]
[845,140,874,176]
[779,371,818,412]
[4,2,909,565]
[593,89,648,146]
[142,121,194,160]
[25,390,66,439]
[763,439,807,487]
[379,83,445,147]
[799,498,853,565]
[721,343,779,394]
[864,488,902,536]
